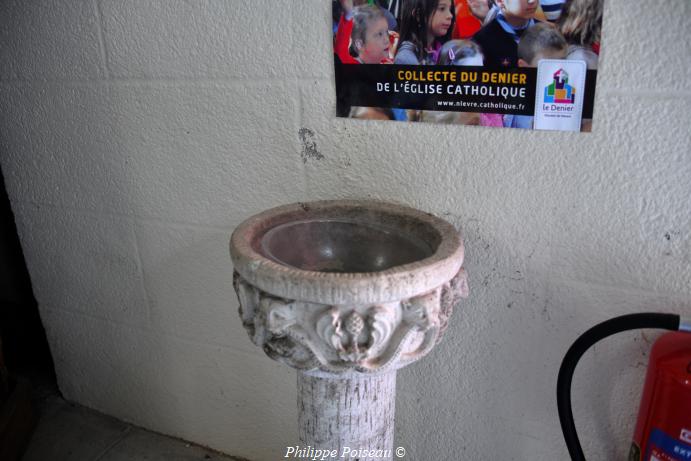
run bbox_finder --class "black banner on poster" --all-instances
[336,62,596,118]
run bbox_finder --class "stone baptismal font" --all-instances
[230,200,467,460]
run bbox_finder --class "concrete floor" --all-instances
[22,388,244,461]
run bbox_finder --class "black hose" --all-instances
[556,313,681,461]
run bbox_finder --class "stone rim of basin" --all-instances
[230,200,464,305]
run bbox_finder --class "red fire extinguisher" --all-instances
[630,331,691,460]
[557,313,691,461]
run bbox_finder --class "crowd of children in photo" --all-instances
[333,0,602,129]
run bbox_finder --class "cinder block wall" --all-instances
[1,1,689,460]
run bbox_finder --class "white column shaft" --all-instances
[297,372,396,461]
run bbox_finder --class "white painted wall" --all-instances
[1,1,689,460]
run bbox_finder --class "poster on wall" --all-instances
[332,0,603,132]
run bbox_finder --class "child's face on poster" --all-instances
[467,0,490,20]
[360,17,390,63]
[498,0,539,20]
[428,0,454,39]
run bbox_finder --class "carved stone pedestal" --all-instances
[230,201,467,460]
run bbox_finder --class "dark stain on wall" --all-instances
[298,128,324,163]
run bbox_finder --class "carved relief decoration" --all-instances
[233,268,468,374]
